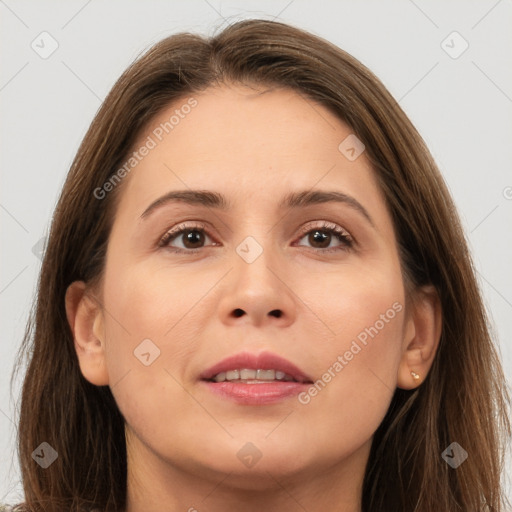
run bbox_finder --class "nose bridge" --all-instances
[233,230,280,289]
[231,210,278,263]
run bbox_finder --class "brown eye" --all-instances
[159,223,215,253]
[307,229,331,249]
[295,222,354,252]
[177,229,206,249]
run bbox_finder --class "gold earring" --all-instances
[410,371,420,381]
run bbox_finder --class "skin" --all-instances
[65,84,442,511]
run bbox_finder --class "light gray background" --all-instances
[1,0,511,506]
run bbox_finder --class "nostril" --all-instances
[270,310,282,318]
[233,309,245,318]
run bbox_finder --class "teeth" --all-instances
[256,369,275,380]
[240,369,257,380]
[211,368,296,383]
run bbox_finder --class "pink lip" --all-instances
[199,350,313,383]
[200,380,311,405]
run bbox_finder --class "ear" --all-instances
[397,284,442,390]
[65,280,109,386]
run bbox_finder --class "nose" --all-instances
[217,239,297,328]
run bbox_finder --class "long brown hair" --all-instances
[11,18,511,511]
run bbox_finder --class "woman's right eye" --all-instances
[159,222,216,253]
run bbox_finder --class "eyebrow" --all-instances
[140,189,374,226]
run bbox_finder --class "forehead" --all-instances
[115,83,386,218]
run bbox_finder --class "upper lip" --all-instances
[200,350,313,383]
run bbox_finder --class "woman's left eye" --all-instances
[158,221,354,254]
[294,221,354,252]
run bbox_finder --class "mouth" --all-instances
[199,351,313,405]
[204,368,311,384]
[199,350,314,384]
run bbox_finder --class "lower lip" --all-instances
[200,380,311,405]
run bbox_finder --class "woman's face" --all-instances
[75,84,419,496]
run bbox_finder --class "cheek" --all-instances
[295,261,405,436]
[99,260,211,415]
[302,257,405,361]
[102,255,206,345]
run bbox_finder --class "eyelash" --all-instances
[158,221,354,254]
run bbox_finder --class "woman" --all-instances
[8,18,511,512]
